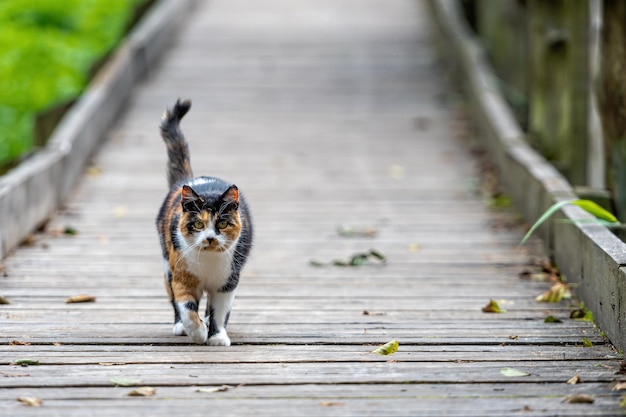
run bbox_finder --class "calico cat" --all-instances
[156,99,253,346]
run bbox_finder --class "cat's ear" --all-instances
[221,185,239,208]
[181,185,203,212]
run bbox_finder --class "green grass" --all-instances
[520,199,620,245]
[0,0,146,167]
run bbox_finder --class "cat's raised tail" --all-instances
[160,99,193,188]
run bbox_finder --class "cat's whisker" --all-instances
[173,240,204,271]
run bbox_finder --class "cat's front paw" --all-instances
[186,323,208,344]
[208,331,231,347]
[173,322,185,336]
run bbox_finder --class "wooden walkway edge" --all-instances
[429,0,626,354]
[1,1,625,415]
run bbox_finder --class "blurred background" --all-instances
[0,0,150,171]
[1,0,625,224]
[458,0,625,222]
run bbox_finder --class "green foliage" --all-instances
[570,302,594,322]
[0,0,145,167]
[0,106,33,166]
[520,199,620,245]
[571,199,618,223]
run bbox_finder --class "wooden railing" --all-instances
[463,0,626,221]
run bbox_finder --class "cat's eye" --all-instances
[216,220,229,230]
[192,220,204,230]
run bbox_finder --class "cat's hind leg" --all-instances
[207,291,235,346]
[172,300,185,336]
[163,264,185,336]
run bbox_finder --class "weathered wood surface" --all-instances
[1,0,624,415]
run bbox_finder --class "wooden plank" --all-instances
[0,344,617,364]
[0,384,620,417]
[1,311,587,329]
[0,297,582,312]
[0,322,605,339]
[0,360,620,388]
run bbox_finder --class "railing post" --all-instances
[527,0,589,186]
[474,0,529,129]
[598,0,626,221]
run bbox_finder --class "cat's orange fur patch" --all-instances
[221,212,242,246]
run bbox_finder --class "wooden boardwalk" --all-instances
[1,1,624,415]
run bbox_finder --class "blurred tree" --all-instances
[527,0,589,186]
[598,0,626,221]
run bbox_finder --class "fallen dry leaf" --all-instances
[566,374,581,385]
[530,272,551,281]
[500,367,530,377]
[362,310,386,316]
[112,206,128,218]
[564,394,594,404]
[196,385,231,393]
[46,228,63,237]
[337,225,378,238]
[320,402,344,407]
[541,259,560,276]
[544,316,563,324]
[369,249,386,262]
[316,250,388,268]
[482,299,505,313]
[21,235,37,246]
[371,340,399,356]
[9,340,31,346]
[128,387,156,397]
[110,377,142,387]
[570,305,594,322]
[0,295,10,305]
[12,359,39,367]
[86,165,102,178]
[17,397,42,407]
[407,243,421,252]
[536,282,571,303]
[613,382,626,391]
[63,226,78,236]
[65,294,96,304]
[387,164,405,179]
[0,371,30,377]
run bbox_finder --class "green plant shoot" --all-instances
[520,199,620,245]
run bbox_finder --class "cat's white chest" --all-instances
[184,251,233,291]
